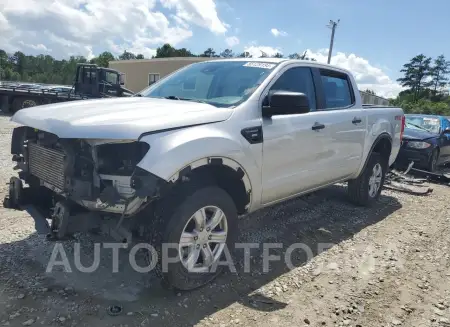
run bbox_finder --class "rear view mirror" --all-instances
[262,91,310,118]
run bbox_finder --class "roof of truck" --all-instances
[208,57,353,76]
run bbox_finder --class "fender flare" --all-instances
[167,156,253,209]
[359,133,392,175]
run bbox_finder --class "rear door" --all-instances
[314,68,366,178]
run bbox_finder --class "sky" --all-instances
[1,0,449,98]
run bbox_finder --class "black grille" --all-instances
[28,143,66,190]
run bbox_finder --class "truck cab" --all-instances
[0,64,131,113]
[74,64,128,97]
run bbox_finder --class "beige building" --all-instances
[110,57,391,105]
[109,57,215,93]
[359,91,390,106]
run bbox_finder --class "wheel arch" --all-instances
[167,156,253,214]
[357,133,392,177]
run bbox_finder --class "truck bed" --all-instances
[0,85,88,101]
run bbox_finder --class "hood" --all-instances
[403,127,437,141]
[11,97,233,140]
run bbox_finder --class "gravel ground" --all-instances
[1,113,450,327]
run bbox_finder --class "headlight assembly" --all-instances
[406,141,431,149]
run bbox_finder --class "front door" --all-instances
[261,66,342,204]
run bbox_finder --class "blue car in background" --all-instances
[406,114,450,135]
[395,114,450,172]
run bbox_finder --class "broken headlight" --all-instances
[96,142,150,176]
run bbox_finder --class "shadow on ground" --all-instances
[0,184,402,327]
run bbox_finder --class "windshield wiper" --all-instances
[181,98,207,104]
[164,96,207,104]
[164,95,181,100]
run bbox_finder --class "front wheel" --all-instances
[348,152,386,206]
[157,185,238,291]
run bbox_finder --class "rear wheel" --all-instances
[11,97,39,112]
[348,152,386,206]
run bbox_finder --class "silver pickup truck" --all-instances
[6,58,404,290]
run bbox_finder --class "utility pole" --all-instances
[327,19,340,64]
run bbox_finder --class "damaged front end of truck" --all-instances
[5,126,169,243]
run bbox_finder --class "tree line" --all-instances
[391,54,450,116]
[0,44,314,86]
[2,43,448,116]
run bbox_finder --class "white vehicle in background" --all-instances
[6,58,404,290]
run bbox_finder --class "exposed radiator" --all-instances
[28,142,66,190]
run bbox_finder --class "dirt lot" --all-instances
[1,114,450,327]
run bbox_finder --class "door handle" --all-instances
[312,122,325,131]
[352,117,362,124]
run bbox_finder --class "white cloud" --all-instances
[1,0,226,58]
[244,45,282,58]
[0,12,9,32]
[304,49,403,98]
[270,28,288,37]
[17,41,51,52]
[159,0,227,34]
[225,36,239,48]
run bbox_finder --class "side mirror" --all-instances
[442,127,450,134]
[119,74,125,86]
[262,91,310,118]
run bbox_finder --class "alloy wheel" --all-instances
[179,206,228,273]
[368,163,383,198]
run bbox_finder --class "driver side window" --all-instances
[269,67,316,110]
[105,72,118,84]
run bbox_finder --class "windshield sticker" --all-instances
[243,62,276,69]
[423,118,439,125]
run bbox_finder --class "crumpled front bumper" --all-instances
[395,146,433,169]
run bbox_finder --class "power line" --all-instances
[326,19,340,64]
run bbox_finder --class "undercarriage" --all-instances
[5,126,167,243]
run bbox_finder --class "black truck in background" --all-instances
[0,63,134,113]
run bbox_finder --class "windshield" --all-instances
[405,122,428,131]
[138,61,279,108]
[405,116,441,134]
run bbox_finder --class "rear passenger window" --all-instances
[269,67,316,110]
[320,71,354,110]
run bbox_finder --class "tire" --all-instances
[11,97,39,112]
[7,176,23,209]
[154,184,238,291]
[427,148,439,172]
[0,96,11,114]
[348,152,386,206]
